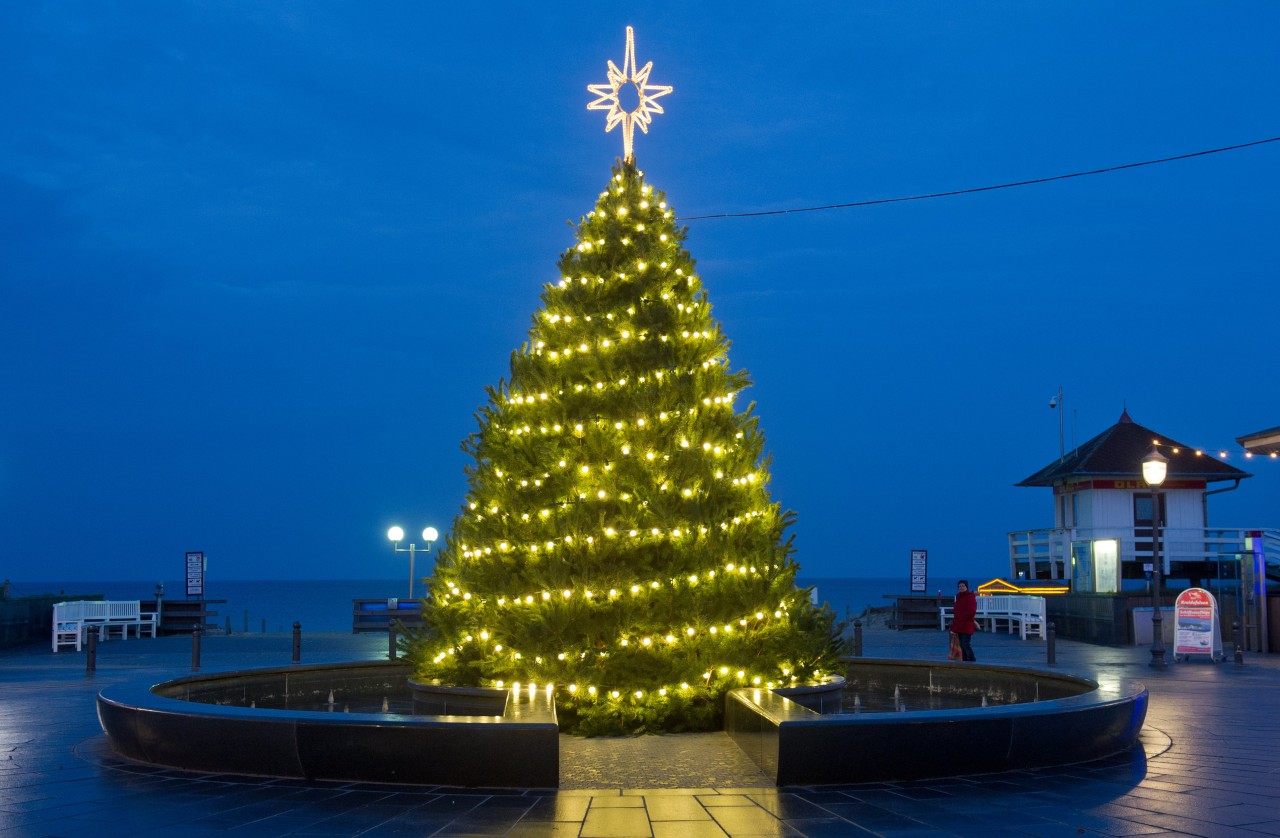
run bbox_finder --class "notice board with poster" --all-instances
[1173,587,1222,663]
[185,551,205,598]
[910,550,927,593]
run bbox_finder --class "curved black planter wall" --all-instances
[97,658,1147,788]
[96,661,558,788]
[726,658,1148,785]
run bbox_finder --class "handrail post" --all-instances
[191,625,202,672]
[291,621,301,665]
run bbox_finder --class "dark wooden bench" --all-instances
[353,598,424,633]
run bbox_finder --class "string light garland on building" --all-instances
[587,26,673,163]
[1149,439,1279,462]
[676,135,1280,222]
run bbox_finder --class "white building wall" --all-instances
[1079,487,1205,531]
[1090,490,1133,530]
[1165,490,1205,529]
[1075,490,1093,529]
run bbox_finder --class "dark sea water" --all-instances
[11,576,962,633]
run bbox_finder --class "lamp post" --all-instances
[1142,447,1168,669]
[387,526,438,599]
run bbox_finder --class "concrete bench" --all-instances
[53,600,158,652]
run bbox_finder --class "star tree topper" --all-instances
[587,27,673,162]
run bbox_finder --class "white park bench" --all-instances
[939,595,1046,641]
[52,600,158,652]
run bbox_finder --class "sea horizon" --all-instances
[8,576,965,633]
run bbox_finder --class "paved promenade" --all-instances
[2,623,1278,837]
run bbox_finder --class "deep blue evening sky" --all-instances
[3,3,1277,585]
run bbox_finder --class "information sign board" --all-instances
[185,551,205,598]
[1173,587,1222,662]
[909,550,927,593]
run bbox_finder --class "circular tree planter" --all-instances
[407,678,509,715]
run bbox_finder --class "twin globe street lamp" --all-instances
[1141,447,1168,670]
[387,526,438,600]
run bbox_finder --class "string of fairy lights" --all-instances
[496,403,741,439]
[535,329,720,360]
[427,563,807,697]
[427,576,807,699]
[458,507,769,561]
[1151,439,1279,463]
[503,362,729,395]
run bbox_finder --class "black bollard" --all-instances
[191,625,202,672]
[1233,621,1244,664]
[292,621,301,665]
[85,629,97,675]
[852,619,863,657]
[1046,621,1056,666]
[388,624,398,661]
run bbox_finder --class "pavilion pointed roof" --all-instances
[1016,410,1252,487]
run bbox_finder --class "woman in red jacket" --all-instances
[950,579,977,662]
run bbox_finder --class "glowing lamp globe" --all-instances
[423,527,439,542]
[387,526,405,542]
[1141,448,1168,487]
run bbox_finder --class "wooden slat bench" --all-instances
[52,600,158,652]
[352,598,424,634]
[939,595,1046,640]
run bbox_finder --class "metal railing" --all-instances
[1008,526,1279,579]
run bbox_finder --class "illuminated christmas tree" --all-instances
[407,29,845,735]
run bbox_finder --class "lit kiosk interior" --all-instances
[1009,410,1273,649]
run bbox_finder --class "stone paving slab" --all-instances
[1,624,1279,836]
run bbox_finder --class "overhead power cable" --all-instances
[676,136,1280,222]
